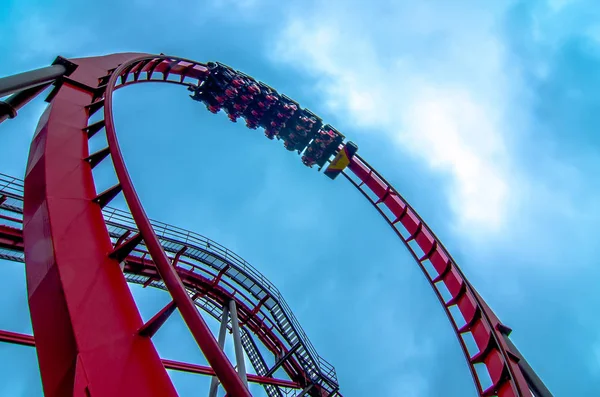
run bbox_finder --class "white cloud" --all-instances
[266,1,600,280]
[548,0,576,12]
[271,4,515,235]
[402,86,510,231]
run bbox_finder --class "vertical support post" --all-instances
[208,304,230,397]
[229,299,248,387]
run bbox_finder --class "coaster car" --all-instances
[205,62,239,90]
[191,62,357,180]
[324,141,359,179]
[282,108,323,153]
[305,125,345,169]
[257,93,296,134]
[272,94,300,137]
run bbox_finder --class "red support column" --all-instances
[23,54,178,397]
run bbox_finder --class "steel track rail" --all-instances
[0,172,338,396]
[1,52,548,397]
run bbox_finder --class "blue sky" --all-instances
[1,0,599,395]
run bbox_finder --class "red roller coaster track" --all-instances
[0,172,339,397]
[0,53,552,397]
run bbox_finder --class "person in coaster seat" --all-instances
[212,90,227,104]
[247,82,261,95]
[295,124,308,136]
[239,92,254,104]
[232,102,245,112]
[224,86,238,99]
[223,102,241,122]
[231,77,245,88]
[246,119,259,129]
[303,145,322,165]
[258,93,278,109]
[207,103,221,114]
[249,107,263,119]
[283,139,296,151]
[265,128,277,140]
[315,129,335,149]
[245,108,263,128]
[269,119,285,133]
[196,92,221,114]
[282,102,297,115]
[302,155,316,167]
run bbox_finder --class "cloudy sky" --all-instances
[1,0,600,395]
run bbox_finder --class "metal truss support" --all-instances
[296,385,314,397]
[0,64,66,98]
[0,329,302,389]
[265,342,301,377]
[0,82,51,124]
[209,304,230,397]
[229,299,248,387]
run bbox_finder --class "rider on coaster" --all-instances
[246,119,259,129]
[224,86,238,99]
[247,83,261,95]
[265,128,277,140]
[283,139,296,151]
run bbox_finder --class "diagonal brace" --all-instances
[138,300,178,338]
[265,342,301,377]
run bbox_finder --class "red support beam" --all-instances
[211,264,230,286]
[0,330,300,389]
[0,224,23,250]
[163,359,300,389]
[0,213,22,224]
[138,300,178,338]
[171,246,187,267]
[240,294,269,327]
[0,230,295,370]
[0,329,35,347]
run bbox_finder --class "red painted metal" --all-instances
[103,55,250,397]
[344,154,530,397]
[163,360,301,389]
[2,59,310,385]
[23,53,179,397]
[0,222,306,386]
[0,224,22,249]
[123,255,304,381]
[138,300,178,337]
[0,330,300,389]
[0,213,22,223]
[0,329,35,346]
[0,51,543,396]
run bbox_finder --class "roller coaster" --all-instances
[0,53,552,396]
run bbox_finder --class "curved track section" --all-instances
[0,173,338,396]
[178,56,533,397]
[8,52,535,396]
[343,157,529,396]
[20,53,341,397]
